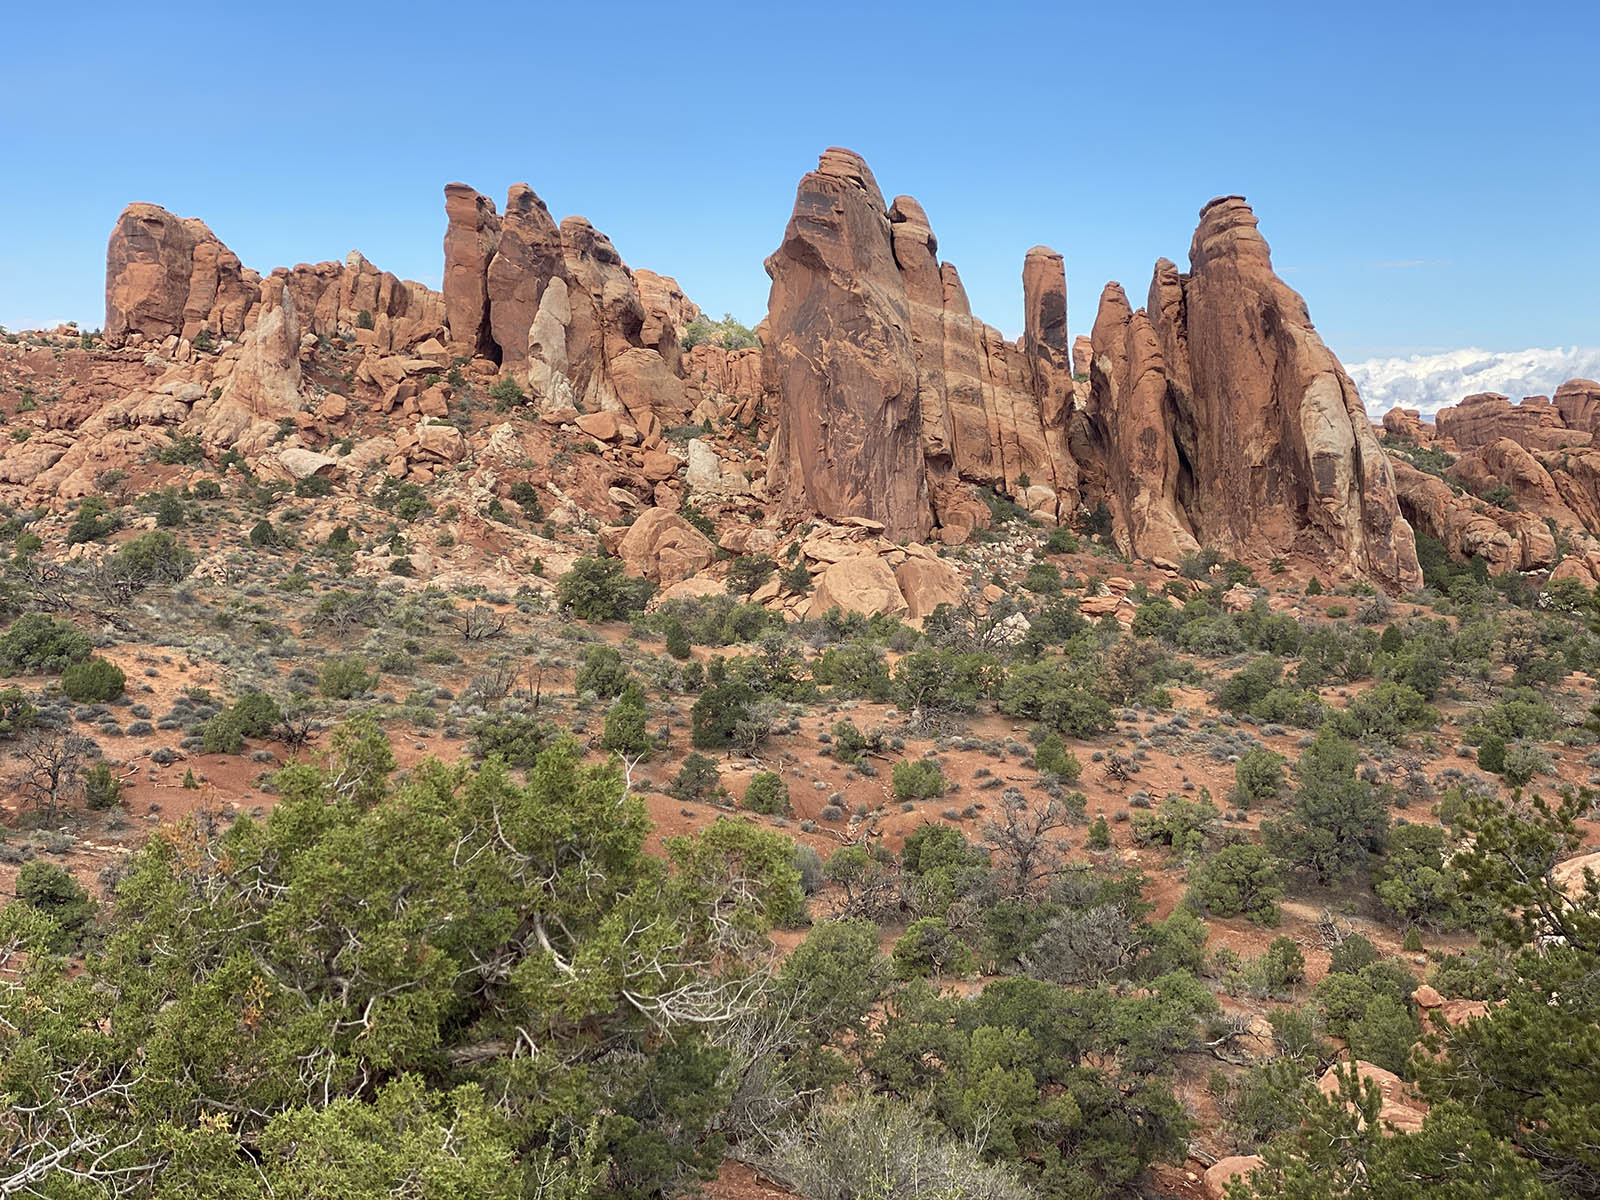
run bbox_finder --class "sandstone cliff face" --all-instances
[764,149,1080,542]
[441,183,502,359]
[764,149,933,541]
[486,184,565,371]
[105,203,260,345]
[1075,199,1420,590]
[1391,459,1554,572]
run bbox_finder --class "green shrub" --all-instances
[892,759,947,801]
[0,686,38,737]
[249,519,277,547]
[575,645,629,698]
[66,497,118,545]
[230,691,282,737]
[1232,747,1286,807]
[1086,814,1111,849]
[891,916,975,979]
[556,555,654,621]
[664,619,692,661]
[82,761,123,810]
[1186,842,1284,924]
[15,861,95,951]
[469,714,553,767]
[61,657,125,702]
[600,684,652,757]
[201,711,245,754]
[0,614,93,675]
[1033,731,1082,782]
[320,656,376,700]
[489,376,525,408]
[690,681,754,749]
[743,771,791,816]
[671,752,723,801]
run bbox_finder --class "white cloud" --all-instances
[1346,346,1600,418]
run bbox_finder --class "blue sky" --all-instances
[1,0,1595,378]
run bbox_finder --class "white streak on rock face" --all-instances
[1348,347,1600,417]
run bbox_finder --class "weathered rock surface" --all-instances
[616,507,715,585]
[1203,1156,1264,1200]
[808,553,910,620]
[765,151,933,541]
[1391,459,1554,571]
[1434,392,1584,452]
[1554,379,1600,435]
[442,183,501,358]
[105,203,260,345]
[186,275,303,454]
[1081,282,1197,565]
[1316,1061,1426,1135]
[487,184,565,370]
[1380,407,1431,443]
[1073,201,1419,589]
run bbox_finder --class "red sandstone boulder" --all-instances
[1203,1155,1264,1200]
[807,553,909,620]
[617,508,715,586]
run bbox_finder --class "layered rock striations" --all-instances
[764,149,1079,543]
[1075,200,1420,589]
[105,203,260,345]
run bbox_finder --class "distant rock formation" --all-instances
[1434,391,1586,452]
[1077,197,1421,591]
[763,148,1080,543]
[105,203,260,345]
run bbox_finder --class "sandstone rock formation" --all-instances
[1380,408,1430,443]
[765,151,933,541]
[186,275,304,454]
[1315,1061,1426,1134]
[1391,459,1554,571]
[486,184,565,371]
[764,149,1079,543]
[1203,1156,1264,1200]
[808,554,910,621]
[615,508,715,585]
[441,183,502,358]
[105,203,260,345]
[1554,379,1600,435]
[1435,392,1584,452]
[1078,198,1420,590]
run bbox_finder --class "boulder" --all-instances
[277,447,338,480]
[1203,1156,1264,1200]
[893,556,965,620]
[1316,1062,1426,1135]
[1381,407,1430,443]
[617,507,715,585]
[808,553,909,620]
